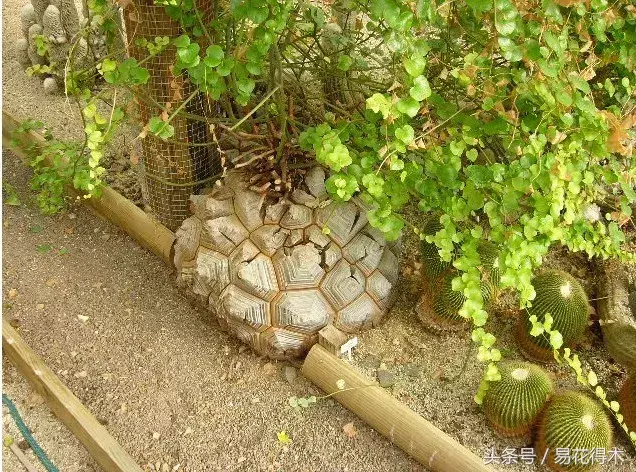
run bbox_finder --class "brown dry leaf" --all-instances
[138,126,149,140]
[342,422,358,439]
[160,110,169,122]
[611,211,631,227]
[63,226,74,235]
[602,111,635,157]
[432,368,445,380]
[130,151,139,166]
[118,0,132,7]
[127,11,138,22]
[8,288,18,299]
[554,0,589,6]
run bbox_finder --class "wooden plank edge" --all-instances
[302,344,491,472]
[2,109,176,268]
[2,319,144,472]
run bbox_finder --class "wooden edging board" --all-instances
[2,109,176,268]
[303,344,491,472]
[2,319,144,472]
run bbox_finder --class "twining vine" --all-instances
[11,0,636,445]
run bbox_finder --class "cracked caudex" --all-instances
[174,167,401,359]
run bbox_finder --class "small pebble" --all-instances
[377,368,395,388]
[283,366,297,384]
[404,363,421,378]
[152,432,161,440]
[262,362,277,376]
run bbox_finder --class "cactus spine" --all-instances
[483,361,553,437]
[536,391,613,472]
[517,270,590,362]
[420,217,452,279]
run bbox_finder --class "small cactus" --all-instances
[535,391,613,472]
[27,23,46,66]
[72,37,92,71]
[43,5,70,70]
[43,5,66,44]
[517,270,589,362]
[59,0,80,38]
[420,216,452,279]
[483,361,553,437]
[16,38,31,69]
[619,375,635,434]
[417,230,500,332]
[20,3,37,37]
[43,76,59,94]
[418,270,495,332]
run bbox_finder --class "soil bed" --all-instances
[3,0,636,468]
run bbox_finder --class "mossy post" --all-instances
[124,0,217,231]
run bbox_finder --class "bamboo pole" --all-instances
[2,319,144,472]
[302,345,491,472]
[2,109,176,267]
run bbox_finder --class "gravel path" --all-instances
[2,152,422,472]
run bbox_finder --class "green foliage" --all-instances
[34,34,50,57]
[536,391,613,471]
[483,361,553,437]
[26,64,54,77]
[10,119,109,214]
[2,183,22,206]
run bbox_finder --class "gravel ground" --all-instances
[3,0,635,470]
[1,152,423,472]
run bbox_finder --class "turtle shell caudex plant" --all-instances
[173,166,401,359]
[536,390,613,472]
[517,270,590,362]
[483,361,554,437]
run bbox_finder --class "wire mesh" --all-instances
[124,0,221,231]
